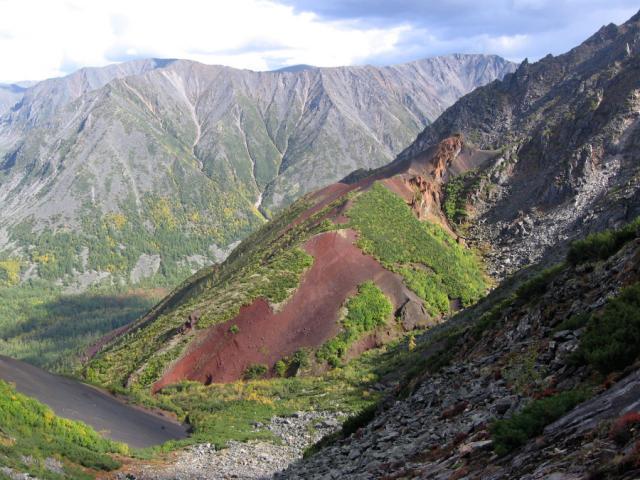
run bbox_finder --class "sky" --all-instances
[0,0,638,82]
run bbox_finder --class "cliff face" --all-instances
[0,55,515,286]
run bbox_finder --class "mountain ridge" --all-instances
[79,12,640,479]
[0,53,515,288]
[395,11,640,277]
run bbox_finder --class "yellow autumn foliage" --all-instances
[0,259,21,285]
[105,212,127,230]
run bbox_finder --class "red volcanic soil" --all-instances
[153,230,420,390]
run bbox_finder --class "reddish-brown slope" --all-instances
[91,137,489,390]
[153,229,422,390]
[381,136,496,235]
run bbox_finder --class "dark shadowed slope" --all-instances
[0,355,188,448]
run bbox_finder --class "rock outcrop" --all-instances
[399,10,640,278]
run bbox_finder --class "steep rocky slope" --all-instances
[82,11,640,480]
[400,11,640,277]
[0,54,514,287]
[269,10,640,480]
[0,83,26,115]
[279,216,640,480]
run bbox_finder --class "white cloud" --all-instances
[0,0,636,82]
[0,0,408,82]
[484,34,530,56]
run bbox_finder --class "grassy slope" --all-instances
[118,328,431,452]
[347,183,487,313]
[84,196,331,388]
[317,281,394,367]
[86,181,487,390]
[0,380,127,479]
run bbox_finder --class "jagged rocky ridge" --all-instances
[397,11,640,277]
[0,54,514,287]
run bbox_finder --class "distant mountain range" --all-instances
[0,54,515,287]
[0,83,28,115]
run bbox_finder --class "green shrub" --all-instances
[567,217,640,265]
[442,171,481,225]
[342,403,378,436]
[515,264,564,301]
[491,389,590,455]
[347,182,486,309]
[317,282,392,367]
[553,313,590,332]
[470,295,516,339]
[443,176,467,223]
[575,283,640,374]
[273,348,313,378]
[229,324,240,334]
[274,360,287,377]
[398,267,449,315]
[292,349,310,369]
[243,364,268,380]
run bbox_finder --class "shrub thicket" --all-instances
[575,282,640,374]
[243,364,268,380]
[491,389,590,455]
[567,217,640,265]
[515,264,564,301]
[347,182,486,312]
[317,281,392,367]
[0,380,126,474]
[442,171,481,225]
